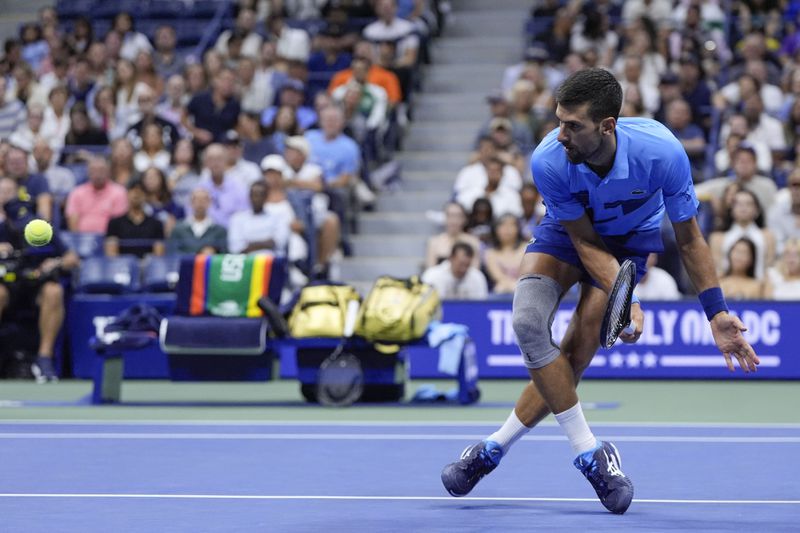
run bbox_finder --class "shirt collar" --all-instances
[574,127,630,181]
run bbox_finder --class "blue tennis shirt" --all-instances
[531,117,699,254]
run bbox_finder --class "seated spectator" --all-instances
[65,157,128,233]
[67,55,96,105]
[114,59,149,124]
[261,80,317,132]
[696,144,777,220]
[215,7,263,59]
[228,180,291,254]
[10,102,46,152]
[156,74,188,129]
[197,143,248,228]
[308,25,352,75]
[765,238,800,300]
[280,137,341,273]
[520,183,544,240]
[10,63,48,108]
[484,214,526,294]
[110,138,137,187]
[238,57,274,115]
[0,218,79,383]
[265,105,302,154]
[332,58,389,140]
[265,12,311,63]
[740,92,787,160]
[90,86,126,142]
[64,102,108,148]
[135,50,164,96]
[262,156,308,280]
[474,91,533,155]
[467,197,494,245]
[183,68,241,148]
[422,242,488,300]
[113,12,153,62]
[768,168,800,249]
[717,114,772,174]
[363,0,419,69]
[329,40,402,107]
[167,188,227,255]
[719,238,764,300]
[223,130,262,188]
[31,139,74,200]
[133,123,171,173]
[710,189,775,279]
[488,118,526,172]
[425,201,481,269]
[5,144,52,221]
[664,99,706,181]
[141,167,184,237]
[457,135,522,199]
[237,112,277,165]
[105,180,165,258]
[184,63,208,97]
[152,26,185,80]
[126,85,181,152]
[633,253,681,300]
[0,76,26,140]
[166,139,202,211]
[41,84,71,152]
[456,157,522,218]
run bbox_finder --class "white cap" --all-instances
[260,154,287,173]
[285,135,310,157]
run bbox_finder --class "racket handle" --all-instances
[343,300,360,338]
[622,323,635,335]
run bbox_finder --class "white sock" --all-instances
[487,409,530,453]
[553,402,598,456]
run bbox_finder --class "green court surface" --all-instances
[0,380,797,424]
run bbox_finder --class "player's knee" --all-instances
[512,275,562,369]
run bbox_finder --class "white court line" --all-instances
[0,494,797,505]
[0,432,798,443]
[0,419,799,429]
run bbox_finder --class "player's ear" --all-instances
[600,117,616,136]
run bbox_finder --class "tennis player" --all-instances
[441,69,760,514]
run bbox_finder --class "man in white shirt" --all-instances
[363,0,419,68]
[266,13,311,63]
[215,8,263,59]
[228,180,291,254]
[224,131,263,188]
[422,242,488,300]
[456,157,522,217]
[237,57,274,114]
[633,254,682,300]
[455,135,522,199]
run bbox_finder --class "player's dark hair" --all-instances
[555,68,622,122]
[725,237,757,279]
[451,241,475,259]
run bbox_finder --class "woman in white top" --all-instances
[484,214,527,294]
[133,123,171,173]
[710,189,775,279]
[425,202,481,269]
[764,238,800,300]
[114,59,147,124]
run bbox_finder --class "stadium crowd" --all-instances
[423,0,800,302]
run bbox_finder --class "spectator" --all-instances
[719,237,764,299]
[105,180,165,258]
[19,24,48,74]
[262,155,308,271]
[765,238,800,300]
[10,102,46,152]
[767,168,800,249]
[280,137,341,273]
[696,144,777,220]
[65,16,93,55]
[308,24,352,75]
[113,12,153,62]
[363,0,419,69]
[422,241,488,300]
[10,63,48,108]
[664,99,706,181]
[265,105,302,153]
[133,123,171,173]
[38,54,70,95]
[741,92,787,158]
[31,139,74,200]
[569,7,618,68]
[458,136,522,199]
[484,214,527,294]
[717,113,772,173]
[677,53,713,130]
[216,8,263,59]
[152,26,185,80]
[261,80,317,131]
[457,157,522,218]
[184,68,241,148]
[467,197,494,245]
[0,220,79,383]
[617,54,660,117]
[223,130,262,188]
[67,56,95,104]
[40,85,70,150]
[166,138,202,212]
[65,157,127,233]
[709,189,776,279]
[228,180,291,254]
[266,12,311,63]
[238,57,274,115]
[114,59,148,124]
[198,143,248,228]
[0,76,26,140]
[85,42,110,84]
[141,167,184,237]
[633,253,682,300]
[425,202,481,269]
[110,138,137,187]
[4,144,51,221]
[237,111,277,165]
[474,91,533,155]
[503,44,564,95]
[64,102,108,148]
[167,188,228,255]
[135,50,163,96]
[519,183,543,240]
[156,74,189,130]
[329,40,402,107]
[184,63,208,97]
[126,86,181,152]
[508,79,547,147]
[90,85,126,141]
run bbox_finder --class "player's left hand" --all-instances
[710,312,760,373]
[619,302,643,343]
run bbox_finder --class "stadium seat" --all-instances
[286,189,316,272]
[56,0,95,20]
[60,232,104,259]
[141,255,181,293]
[75,255,140,294]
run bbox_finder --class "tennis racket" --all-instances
[317,299,363,407]
[599,259,636,349]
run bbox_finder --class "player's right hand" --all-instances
[710,313,760,373]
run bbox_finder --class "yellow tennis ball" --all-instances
[24,219,53,247]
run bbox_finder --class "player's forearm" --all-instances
[674,220,721,293]
[573,240,620,293]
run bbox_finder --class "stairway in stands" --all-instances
[340,0,531,294]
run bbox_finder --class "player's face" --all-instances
[555,103,605,164]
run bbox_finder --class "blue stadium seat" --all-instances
[287,189,316,271]
[189,0,231,18]
[60,232,104,259]
[75,256,140,294]
[93,0,143,20]
[56,0,95,20]
[141,255,181,292]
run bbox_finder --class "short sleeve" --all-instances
[661,144,699,223]
[530,154,584,222]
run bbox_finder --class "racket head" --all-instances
[599,259,636,349]
[317,351,364,407]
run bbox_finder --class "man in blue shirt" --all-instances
[441,69,759,514]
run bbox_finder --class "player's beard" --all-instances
[563,136,603,165]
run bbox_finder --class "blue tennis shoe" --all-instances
[441,440,503,497]
[574,441,634,514]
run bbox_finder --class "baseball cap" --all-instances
[485,89,507,104]
[659,72,679,85]
[281,78,305,93]
[260,154,287,173]
[489,117,513,131]
[285,136,310,157]
[524,44,549,62]
[222,129,240,145]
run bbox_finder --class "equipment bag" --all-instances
[288,284,362,338]
[355,276,441,344]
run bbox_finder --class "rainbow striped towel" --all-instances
[188,254,275,318]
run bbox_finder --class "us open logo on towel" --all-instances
[220,255,245,283]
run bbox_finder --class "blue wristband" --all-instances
[631,293,640,305]
[698,287,728,321]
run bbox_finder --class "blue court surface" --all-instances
[0,420,798,532]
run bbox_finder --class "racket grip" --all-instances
[622,323,635,335]
[343,300,360,337]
